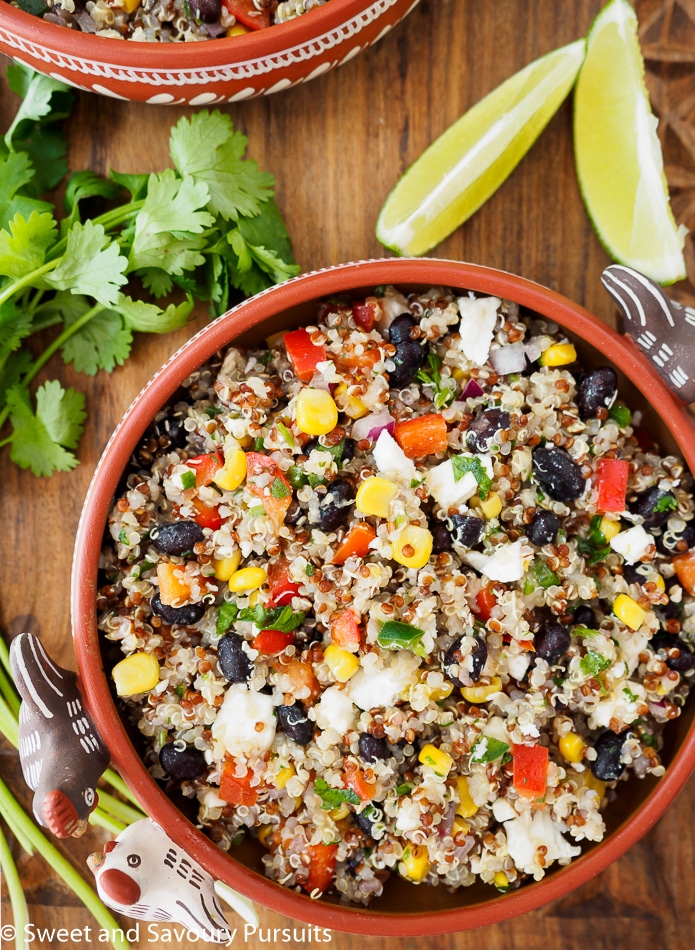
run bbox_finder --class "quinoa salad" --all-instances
[98,285,695,903]
[25,0,327,42]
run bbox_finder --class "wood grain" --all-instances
[1,1,695,948]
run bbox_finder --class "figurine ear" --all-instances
[99,868,142,906]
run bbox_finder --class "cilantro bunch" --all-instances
[0,65,300,477]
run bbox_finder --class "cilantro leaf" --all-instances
[579,651,611,677]
[653,493,677,513]
[237,196,296,266]
[4,67,72,152]
[61,305,132,376]
[416,352,455,410]
[44,220,128,307]
[0,300,34,360]
[139,268,174,299]
[216,601,239,637]
[451,454,492,499]
[0,210,57,279]
[63,170,124,226]
[128,169,214,275]
[313,778,360,810]
[470,736,510,763]
[237,604,305,632]
[6,381,86,476]
[0,350,32,404]
[110,169,150,201]
[115,293,194,334]
[169,111,274,221]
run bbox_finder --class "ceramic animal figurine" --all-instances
[9,632,110,838]
[601,265,695,403]
[87,818,234,944]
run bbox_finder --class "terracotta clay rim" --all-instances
[0,0,392,66]
[72,258,695,935]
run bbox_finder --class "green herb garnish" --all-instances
[377,620,427,657]
[416,352,455,410]
[238,603,305,633]
[470,736,510,763]
[314,778,360,810]
[216,601,239,637]
[396,782,413,796]
[653,493,677,513]
[623,685,639,703]
[451,455,492,499]
[270,477,290,499]
[608,403,632,428]
[528,557,560,590]
[180,469,196,490]
[305,564,315,576]
[579,651,611,677]
[118,527,128,545]
[248,505,265,517]
[277,422,295,447]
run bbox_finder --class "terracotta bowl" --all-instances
[72,258,695,935]
[0,0,418,103]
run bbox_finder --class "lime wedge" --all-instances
[574,0,686,285]
[376,39,586,257]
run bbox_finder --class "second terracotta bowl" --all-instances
[72,258,695,934]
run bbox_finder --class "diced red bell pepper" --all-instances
[193,498,222,531]
[187,452,223,488]
[343,769,375,802]
[267,557,301,607]
[303,843,338,895]
[473,584,497,622]
[393,413,448,459]
[219,763,258,806]
[251,629,294,654]
[352,297,380,332]
[595,458,629,513]
[246,452,293,531]
[512,744,549,800]
[221,0,270,29]
[333,522,376,565]
[330,609,361,652]
[283,327,326,382]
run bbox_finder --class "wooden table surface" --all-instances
[2,1,695,948]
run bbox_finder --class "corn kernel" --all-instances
[613,593,646,631]
[248,590,262,607]
[391,525,433,570]
[461,676,502,703]
[418,743,454,778]
[119,0,140,13]
[427,680,454,701]
[355,476,398,518]
[455,776,478,818]
[324,644,360,682]
[227,566,267,593]
[493,871,510,890]
[296,389,339,436]
[401,844,430,882]
[479,492,503,520]
[452,816,470,835]
[559,732,584,764]
[541,343,577,366]
[599,517,621,542]
[328,802,351,821]
[258,824,274,848]
[112,652,160,697]
[273,764,295,790]
[451,367,467,383]
[226,23,251,36]
[212,549,242,581]
[654,573,666,592]
[584,773,606,799]
[334,382,369,419]
[213,449,247,492]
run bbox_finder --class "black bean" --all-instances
[443,635,487,687]
[655,523,695,556]
[622,563,650,586]
[217,633,253,683]
[573,605,597,629]
[390,340,427,388]
[388,313,418,344]
[532,446,585,502]
[527,509,559,546]
[629,487,677,530]
[341,438,357,464]
[276,702,314,745]
[590,729,631,781]
[534,621,571,665]
[151,593,205,626]
[447,514,485,549]
[159,743,207,781]
[430,520,453,554]
[649,633,695,673]
[154,407,190,449]
[151,520,204,556]
[316,478,355,531]
[576,367,618,420]
[190,0,221,21]
[466,409,511,453]
[284,500,303,526]
[358,732,388,763]
[353,803,385,838]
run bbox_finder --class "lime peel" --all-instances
[376,38,586,257]
[573,0,686,285]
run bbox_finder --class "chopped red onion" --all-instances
[351,411,395,443]
[524,337,544,363]
[461,377,484,399]
[308,371,331,391]
[488,342,526,375]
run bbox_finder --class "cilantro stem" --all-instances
[97,789,145,825]
[0,775,131,950]
[102,767,141,808]
[90,807,127,836]
[0,823,30,950]
[0,661,20,718]
[0,260,58,308]
[0,693,19,748]
[47,200,145,262]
